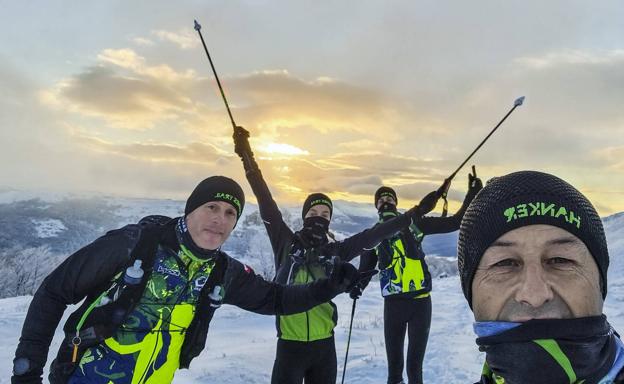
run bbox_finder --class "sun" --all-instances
[257,142,310,156]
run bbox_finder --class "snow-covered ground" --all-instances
[2,271,623,383]
[31,218,68,238]
[0,277,487,383]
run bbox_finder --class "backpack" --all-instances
[48,215,228,382]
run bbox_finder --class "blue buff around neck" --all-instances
[473,321,521,338]
[602,336,624,383]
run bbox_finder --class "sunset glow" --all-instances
[1,2,622,214]
[257,143,310,156]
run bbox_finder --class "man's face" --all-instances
[186,201,237,250]
[376,195,396,210]
[472,224,603,322]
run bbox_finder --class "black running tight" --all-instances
[384,295,432,384]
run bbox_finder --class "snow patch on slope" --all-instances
[31,218,67,238]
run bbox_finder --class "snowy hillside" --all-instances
[0,190,458,255]
[604,211,624,279]
[0,192,458,298]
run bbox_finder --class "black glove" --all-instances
[11,357,42,384]
[348,269,377,299]
[467,167,483,198]
[348,285,363,300]
[329,259,379,295]
[328,258,359,293]
[233,126,253,159]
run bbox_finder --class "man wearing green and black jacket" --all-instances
[233,126,440,384]
[12,176,361,384]
[356,174,482,384]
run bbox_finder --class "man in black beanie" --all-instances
[301,192,333,221]
[357,174,481,384]
[457,170,624,384]
[12,176,363,384]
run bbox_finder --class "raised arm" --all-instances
[233,126,293,265]
[419,171,483,235]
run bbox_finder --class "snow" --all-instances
[2,274,623,383]
[31,218,67,238]
[0,187,79,204]
[0,278,483,383]
[605,212,624,279]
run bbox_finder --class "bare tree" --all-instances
[0,246,58,298]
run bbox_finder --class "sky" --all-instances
[1,1,623,215]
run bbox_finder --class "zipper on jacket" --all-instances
[304,263,315,342]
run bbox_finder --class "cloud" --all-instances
[325,152,448,179]
[68,149,240,200]
[431,48,624,175]
[74,135,231,164]
[97,48,196,81]
[493,49,624,125]
[97,49,145,71]
[217,70,404,139]
[39,54,415,151]
[22,44,624,214]
[514,49,624,69]
[39,49,203,129]
[131,37,155,47]
[338,139,391,151]
[39,49,410,139]
[247,151,454,205]
[40,66,191,129]
[592,146,624,172]
[152,29,199,50]
[32,51,429,203]
[0,59,67,144]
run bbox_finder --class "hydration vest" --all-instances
[48,216,227,382]
[377,220,432,298]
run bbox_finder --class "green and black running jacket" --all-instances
[245,168,414,342]
[14,219,342,383]
[359,194,474,300]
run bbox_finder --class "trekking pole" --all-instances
[436,96,525,216]
[341,298,357,384]
[193,19,254,166]
[194,20,236,130]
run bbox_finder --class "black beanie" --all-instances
[185,176,245,219]
[457,171,608,308]
[302,193,333,220]
[374,186,398,208]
